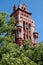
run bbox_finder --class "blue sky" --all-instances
[0,0,43,42]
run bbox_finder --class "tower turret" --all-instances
[33,31,38,44]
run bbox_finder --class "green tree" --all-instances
[31,43,43,65]
[0,12,17,44]
[0,12,43,65]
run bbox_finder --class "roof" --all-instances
[10,8,32,17]
[33,31,38,34]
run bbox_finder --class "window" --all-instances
[29,36,31,40]
[24,33,25,40]
[24,8,26,10]
[29,24,31,31]
[27,15,28,17]
[16,29,22,38]
[25,34,28,39]
[15,16,18,19]
[27,35,28,39]
[26,23,31,32]
[23,22,25,30]
[26,23,29,31]
[19,29,22,37]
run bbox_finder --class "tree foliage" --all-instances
[0,12,17,43]
[0,12,43,65]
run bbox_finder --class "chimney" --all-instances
[13,5,17,11]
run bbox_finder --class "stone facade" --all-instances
[10,4,38,46]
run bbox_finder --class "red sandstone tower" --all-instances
[10,4,38,46]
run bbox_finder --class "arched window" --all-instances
[26,23,31,31]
